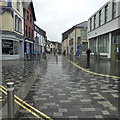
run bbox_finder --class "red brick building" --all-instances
[23,2,36,56]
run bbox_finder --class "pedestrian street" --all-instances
[18,54,119,120]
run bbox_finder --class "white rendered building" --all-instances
[88,0,120,60]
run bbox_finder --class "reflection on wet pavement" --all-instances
[20,55,119,119]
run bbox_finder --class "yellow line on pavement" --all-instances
[68,59,120,79]
[0,88,44,120]
[0,85,53,120]
[15,100,44,120]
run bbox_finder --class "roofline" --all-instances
[30,1,36,21]
[88,1,109,20]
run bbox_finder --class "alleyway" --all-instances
[17,54,119,119]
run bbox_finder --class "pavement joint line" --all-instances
[0,85,53,120]
[68,59,120,79]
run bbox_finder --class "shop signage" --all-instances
[2,40,13,48]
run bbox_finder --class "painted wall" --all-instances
[1,11,13,31]
[1,0,24,35]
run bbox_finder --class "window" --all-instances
[89,38,97,52]
[99,10,102,26]
[105,5,108,23]
[94,15,96,29]
[15,15,18,31]
[17,0,20,11]
[13,41,19,54]
[30,15,32,23]
[112,2,116,19]
[18,18,22,33]
[80,30,87,40]
[25,25,27,36]
[27,11,29,20]
[2,40,19,55]
[29,27,30,38]
[90,18,92,31]
[98,34,109,53]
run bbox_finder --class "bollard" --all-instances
[7,82,14,119]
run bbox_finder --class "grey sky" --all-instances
[33,0,108,42]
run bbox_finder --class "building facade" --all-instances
[23,2,36,57]
[34,24,47,56]
[0,0,24,60]
[46,40,61,53]
[88,0,120,60]
[62,21,88,56]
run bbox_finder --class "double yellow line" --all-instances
[68,59,120,79]
[0,85,53,120]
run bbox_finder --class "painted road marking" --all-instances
[68,59,120,79]
[0,85,53,120]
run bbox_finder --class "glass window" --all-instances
[89,38,97,52]
[94,15,96,29]
[90,18,92,30]
[29,27,30,38]
[98,34,109,53]
[2,40,19,55]
[13,41,19,54]
[105,5,108,23]
[18,18,22,33]
[99,10,102,26]
[25,25,27,36]
[30,15,32,23]
[80,30,87,40]
[2,40,13,55]
[15,15,18,31]
[112,2,116,19]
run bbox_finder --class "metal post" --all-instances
[7,82,14,119]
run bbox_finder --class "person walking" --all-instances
[86,48,91,60]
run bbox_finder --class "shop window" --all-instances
[89,38,97,52]
[98,34,109,53]
[2,40,19,55]
[2,40,13,55]
[13,41,19,54]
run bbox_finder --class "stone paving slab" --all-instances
[17,55,119,119]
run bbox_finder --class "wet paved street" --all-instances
[0,59,48,117]
[19,54,119,119]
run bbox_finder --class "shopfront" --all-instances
[2,40,19,55]
[24,39,34,57]
[1,39,24,60]
[112,30,120,61]
[1,32,24,60]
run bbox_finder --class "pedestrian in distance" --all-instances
[86,48,91,60]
